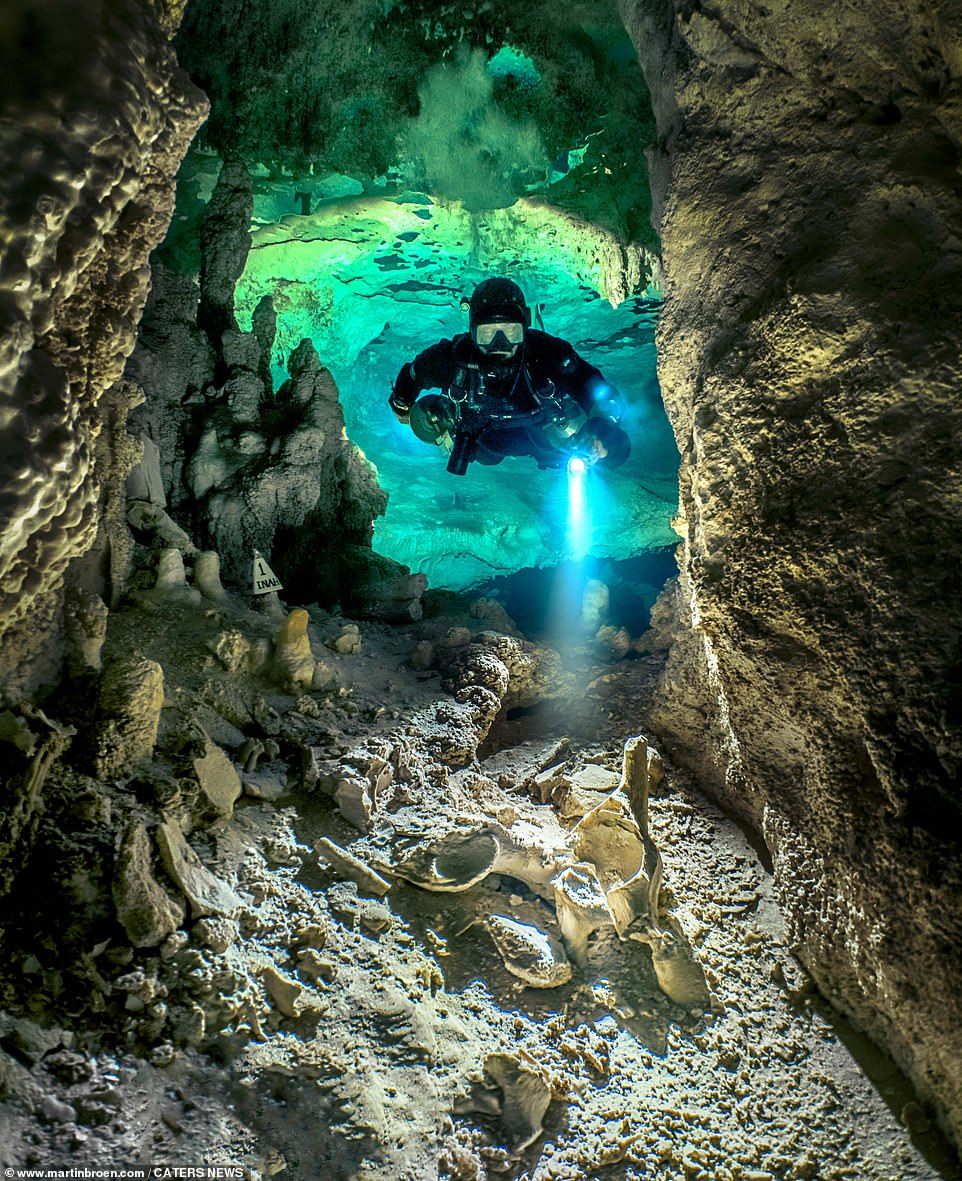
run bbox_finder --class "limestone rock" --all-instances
[192,734,242,819]
[192,916,238,953]
[64,588,109,677]
[581,579,609,632]
[155,820,241,918]
[327,624,361,655]
[112,822,185,949]
[126,436,167,506]
[622,0,962,1140]
[94,657,165,778]
[273,609,315,690]
[198,155,253,342]
[0,3,206,698]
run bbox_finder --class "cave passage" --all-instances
[224,188,680,592]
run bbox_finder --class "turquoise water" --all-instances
[234,194,679,590]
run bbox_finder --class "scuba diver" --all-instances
[388,278,631,476]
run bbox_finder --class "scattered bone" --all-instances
[395,829,500,892]
[193,550,228,602]
[334,772,374,831]
[530,762,566,804]
[635,926,712,1008]
[484,1052,554,1152]
[155,820,242,918]
[570,764,620,795]
[570,793,652,935]
[481,738,570,791]
[316,837,393,897]
[485,915,573,989]
[272,609,315,690]
[296,948,337,983]
[238,737,279,774]
[552,863,615,965]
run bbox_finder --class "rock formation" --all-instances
[621,0,962,1146]
[126,162,425,620]
[0,0,207,700]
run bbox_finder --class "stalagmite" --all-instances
[272,609,315,690]
[94,657,165,778]
[194,551,228,602]
[152,548,202,605]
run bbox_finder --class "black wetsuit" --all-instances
[390,330,629,469]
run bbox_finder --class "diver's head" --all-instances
[469,278,530,363]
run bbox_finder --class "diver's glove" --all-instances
[570,417,631,469]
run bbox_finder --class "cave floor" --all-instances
[0,595,956,1181]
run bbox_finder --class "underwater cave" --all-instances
[1,0,961,1178]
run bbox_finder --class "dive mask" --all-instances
[474,320,525,352]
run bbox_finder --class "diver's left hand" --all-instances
[588,436,608,462]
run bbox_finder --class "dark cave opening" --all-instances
[474,547,678,640]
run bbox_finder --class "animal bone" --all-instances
[316,838,392,897]
[551,863,615,966]
[394,828,500,892]
[485,915,572,988]
[484,1052,553,1152]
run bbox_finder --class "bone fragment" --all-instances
[316,837,392,897]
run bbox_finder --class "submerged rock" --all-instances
[112,822,185,949]
[484,1052,554,1152]
[155,820,241,918]
[485,915,572,989]
[94,657,165,778]
[192,734,242,819]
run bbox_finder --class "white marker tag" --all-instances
[251,550,283,595]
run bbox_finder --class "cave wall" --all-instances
[0,0,206,701]
[620,0,962,1144]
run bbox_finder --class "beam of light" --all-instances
[566,462,590,562]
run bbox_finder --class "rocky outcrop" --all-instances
[0,0,207,701]
[127,169,423,620]
[622,0,962,1146]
